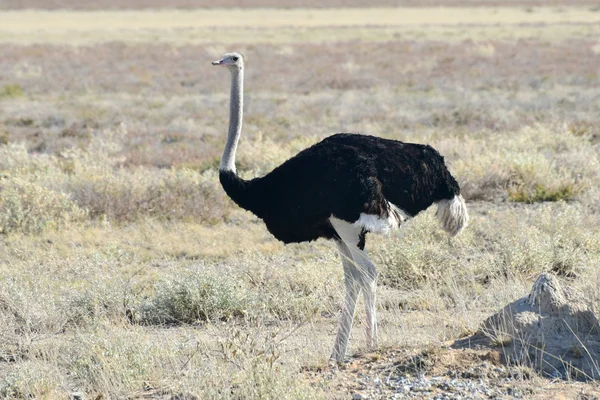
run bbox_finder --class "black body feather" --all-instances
[220,133,460,245]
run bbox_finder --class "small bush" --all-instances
[0,364,64,399]
[64,292,112,327]
[136,273,246,325]
[0,177,86,235]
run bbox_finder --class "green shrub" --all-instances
[0,84,24,98]
[508,183,577,203]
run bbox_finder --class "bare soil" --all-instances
[305,346,600,399]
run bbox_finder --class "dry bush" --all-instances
[375,202,599,312]
[64,161,227,224]
[449,124,595,203]
[0,126,231,233]
[136,270,247,325]
[507,183,577,204]
[237,133,320,175]
[0,176,86,234]
[136,252,338,326]
[57,125,229,224]
[0,145,87,235]
[0,362,65,399]
[38,322,319,399]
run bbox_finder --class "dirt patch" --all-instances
[303,346,600,399]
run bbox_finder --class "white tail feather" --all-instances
[436,194,468,236]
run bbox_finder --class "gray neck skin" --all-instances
[220,67,243,172]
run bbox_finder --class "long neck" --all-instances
[218,67,261,216]
[220,67,243,172]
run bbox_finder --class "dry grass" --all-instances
[1,4,600,399]
[1,38,599,170]
[4,8,600,30]
[1,0,599,9]
[1,7,600,44]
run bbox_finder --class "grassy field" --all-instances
[1,4,600,399]
[1,7,600,44]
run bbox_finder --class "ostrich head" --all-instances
[212,52,244,70]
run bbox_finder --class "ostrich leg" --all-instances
[331,240,362,362]
[357,250,378,349]
[330,217,379,362]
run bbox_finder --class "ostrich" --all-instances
[212,52,468,362]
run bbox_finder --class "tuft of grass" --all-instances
[490,333,514,348]
[0,132,8,145]
[0,84,24,98]
[508,183,577,204]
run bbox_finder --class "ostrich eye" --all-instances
[232,56,239,61]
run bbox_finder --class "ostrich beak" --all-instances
[212,59,224,66]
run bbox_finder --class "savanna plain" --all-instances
[1,2,600,399]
